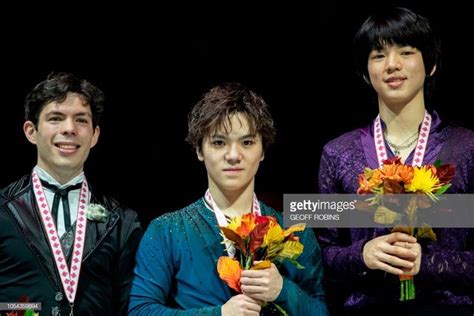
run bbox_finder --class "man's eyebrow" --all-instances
[209,133,256,139]
[44,111,92,117]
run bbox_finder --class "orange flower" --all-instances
[227,213,256,237]
[357,174,373,194]
[381,163,403,181]
[398,164,414,183]
[217,256,242,293]
[369,169,384,187]
[357,169,383,194]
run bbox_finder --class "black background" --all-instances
[1,1,472,227]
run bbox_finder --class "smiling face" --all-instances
[24,92,100,183]
[368,44,431,107]
[197,113,264,196]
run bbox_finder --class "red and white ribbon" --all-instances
[32,171,88,304]
[204,189,261,257]
[374,111,432,168]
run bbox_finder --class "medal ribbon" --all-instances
[204,189,261,257]
[32,171,88,304]
[374,110,431,168]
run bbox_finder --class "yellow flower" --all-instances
[276,241,304,260]
[404,166,441,193]
[264,223,284,247]
[226,216,241,231]
[283,223,306,237]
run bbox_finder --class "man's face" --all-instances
[24,92,100,182]
[197,113,264,195]
[367,44,429,107]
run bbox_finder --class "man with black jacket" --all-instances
[0,72,142,315]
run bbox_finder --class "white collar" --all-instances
[33,165,84,189]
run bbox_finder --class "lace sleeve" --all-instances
[418,228,474,291]
[318,145,338,194]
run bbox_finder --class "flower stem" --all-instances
[400,277,415,301]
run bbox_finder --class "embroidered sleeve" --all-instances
[274,228,328,315]
[128,217,221,316]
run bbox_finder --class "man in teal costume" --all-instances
[129,83,328,315]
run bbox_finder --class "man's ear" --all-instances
[362,74,372,86]
[429,64,437,77]
[23,121,37,144]
[196,147,204,161]
[260,152,265,162]
[90,126,100,148]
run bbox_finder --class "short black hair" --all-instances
[24,72,105,128]
[354,7,441,93]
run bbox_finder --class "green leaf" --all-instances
[271,302,289,316]
[280,258,305,269]
[435,183,451,195]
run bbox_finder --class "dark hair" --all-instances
[353,7,441,93]
[24,72,105,128]
[186,82,276,152]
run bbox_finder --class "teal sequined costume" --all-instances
[129,198,328,315]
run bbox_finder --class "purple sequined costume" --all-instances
[317,112,474,309]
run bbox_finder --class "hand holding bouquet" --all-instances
[357,157,455,300]
[217,213,305,315]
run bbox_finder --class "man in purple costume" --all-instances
[317,7,474,316]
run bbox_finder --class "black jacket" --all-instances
[0,175,143,315]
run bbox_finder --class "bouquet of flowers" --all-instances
[357,157,455,300]
[216,213,305,315]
